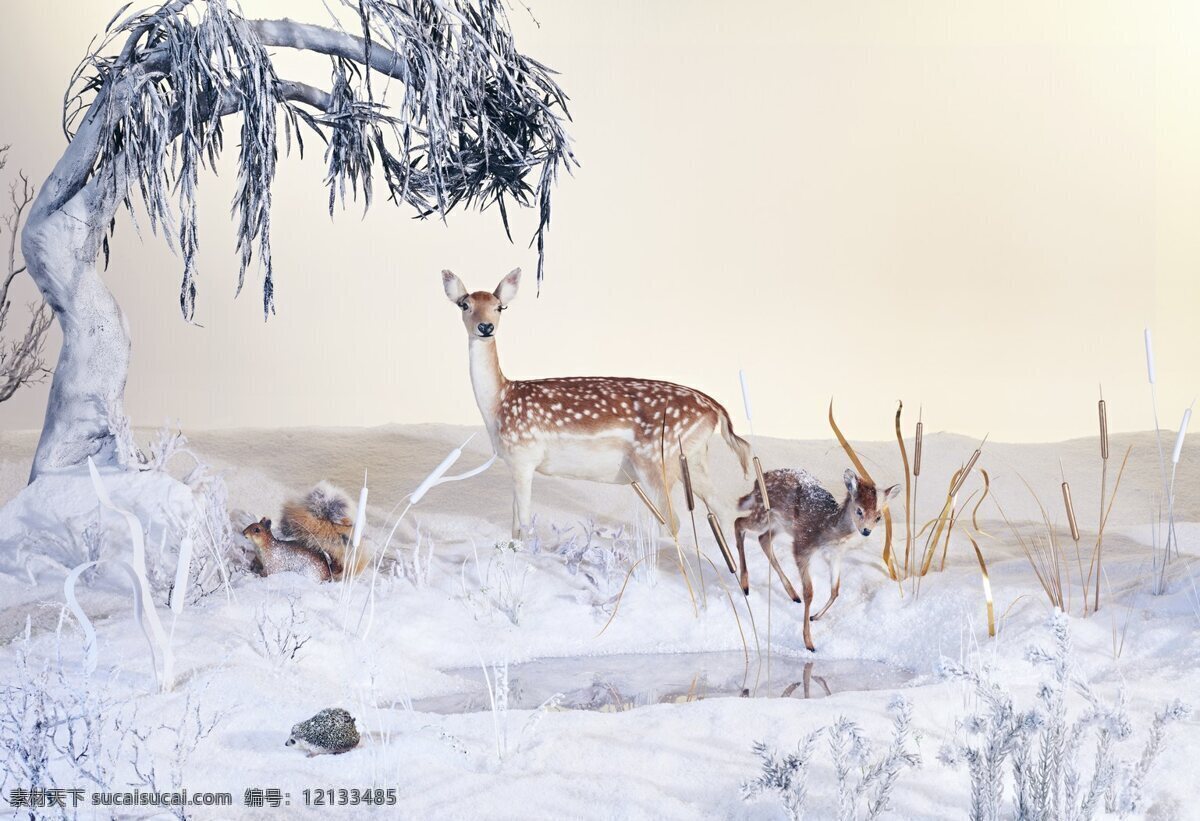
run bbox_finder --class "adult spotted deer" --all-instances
[734,468,898,651]
[442,268,752,537]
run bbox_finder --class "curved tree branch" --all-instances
[250,19,407,81]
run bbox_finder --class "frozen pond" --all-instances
[413,652,918,714]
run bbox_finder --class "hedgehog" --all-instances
[285,708,360,756]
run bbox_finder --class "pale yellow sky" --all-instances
[0,1,1196,443]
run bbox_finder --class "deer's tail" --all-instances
[718,407,753,477]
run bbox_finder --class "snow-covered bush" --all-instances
[253,595,311,664]
[939,613,1190,820]
[743,697,921,820]
[129,692,223,821]
[544,519,634,594]
[0,622,137,814]
[460,540,535,626]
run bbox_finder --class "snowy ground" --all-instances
[0,423,1197,819]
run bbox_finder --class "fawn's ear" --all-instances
[843,469,859,494]
[493,268,521,304]
[262,517,272,530]
[442,270,468,303]
[883,483,901,502]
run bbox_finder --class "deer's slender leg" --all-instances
[799,560,816,652]
[758,531,801,603]
[733,517,751,595]
[811,550,842,621]
[631,457,680,536]
[511,462,535,540]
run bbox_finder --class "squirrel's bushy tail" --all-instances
[279,482,368,579]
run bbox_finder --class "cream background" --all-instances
[0,0,1197,443]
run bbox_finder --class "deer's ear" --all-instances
[883,483,901,502]
[843,469,859,494]
[442,270,468,303]
[262,518,272,530]
[494,268,521,303]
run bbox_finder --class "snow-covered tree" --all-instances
[23,0,573,480]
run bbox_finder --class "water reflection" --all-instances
[413,652,915,714]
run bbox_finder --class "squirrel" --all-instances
[243,482,370,582]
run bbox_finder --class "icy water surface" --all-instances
[414,652,917,714]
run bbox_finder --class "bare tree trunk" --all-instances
[23,181,129,481]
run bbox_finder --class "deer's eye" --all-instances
[458,300,469,311]
[876,515,882,522]
[497,304,507,311]
[856,507,864,517]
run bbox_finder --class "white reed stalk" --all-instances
[356,437,495,639]
[1172,408,1191,466]
[1145,328,1176,584]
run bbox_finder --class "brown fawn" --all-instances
[442,268,752,538]
[734,468,898,651]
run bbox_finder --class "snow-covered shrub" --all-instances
[0,621,137,813]
[253,595,311,664]
[129,691,223,821]
[460,540,535,626]
[478,657,563,766]
[743,697,920,820]
[175,461,241,604]
[544,519,634,594]
[742,730,822,820]
[939,613,1190,820]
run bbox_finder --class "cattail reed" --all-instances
[1144,328,1156,384]
[1062,482,1080,542]
[631,481,667,526]
[753,456,771,511]
[913,420,924,477]
[1098,399,1109,460]
[950,445,983,496]
[1172,408,1192,464]
[708,513,737,574]
[679,453,696,511]
[350,469,369,549]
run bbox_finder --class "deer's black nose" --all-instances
[477,323,494,336]
[861,528,871,537]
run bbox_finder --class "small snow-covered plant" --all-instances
[130,691,223,821]
[177,462,239,603]
[742,730,823,820]
[743,698,920,821]
[398,528,436,589]
[460,540,535,626]
[481,658,511,764]
[940,613,1190,820]
[829,698,922,821]
[545,519,633,594]
[253,595,311,664]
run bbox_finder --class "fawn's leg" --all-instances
[811,550,842,621]
[733,517,751,595]
[757,531,801,603]
[800,560,816,652]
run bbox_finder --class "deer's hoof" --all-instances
[741,585,750,596]
[792,596,802,604]
[806,645,817,653]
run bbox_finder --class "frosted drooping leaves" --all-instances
[64,0,574,320]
